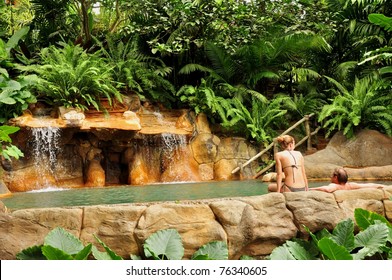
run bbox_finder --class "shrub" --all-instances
[20,42,123,111]
[269,208,392,260]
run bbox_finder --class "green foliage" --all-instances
[16,227,229,260]
[223,96,288,146]
[368,13,392,32]
[20,42,123,111]
[92,234,123,260]
[99,36,175,106]
[17,227,93,260]
[0,1,33,37]
[191,241,229,260]
[0,69,38,122]
[0,125,23,160]
[358,14,392,80]
[269,208,392,260]
[27,0,79,49]
[120,0,269,55]
[237,32,330,90]
[143,228,184,260]
[176,78,231,123]
[278,92,327,121]
[0,26,37,122]
[140,228,229,260]
[318,76,392,138]
[15,245,46,260]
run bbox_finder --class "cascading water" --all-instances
[160,133,190,182]
[30,127,61,188]
[161,133,187,152]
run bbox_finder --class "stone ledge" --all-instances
[1,189,391,260]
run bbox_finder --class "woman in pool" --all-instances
[268,135,308,192]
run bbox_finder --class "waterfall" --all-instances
[161,133,187,152]
[160,133,189,182]
[30,127,61,187]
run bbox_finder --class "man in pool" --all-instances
[310,167,388,193]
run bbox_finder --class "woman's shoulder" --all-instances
[276,151,287,157]
[292,150,303,156]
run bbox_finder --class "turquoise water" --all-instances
[2,180,389,210]
[1,180,269,210]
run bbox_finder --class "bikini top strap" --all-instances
[287,150,297,166]
[287,150,298,182]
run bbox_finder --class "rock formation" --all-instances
[1,187,391,260]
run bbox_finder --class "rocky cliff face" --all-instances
[1,187,391,260]
[304,129,392,181]
[1,104,259,192]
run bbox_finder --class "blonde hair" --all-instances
[276,135,294,149]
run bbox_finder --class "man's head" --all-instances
[332,167,348,184]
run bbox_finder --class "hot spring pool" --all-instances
[1,180,269,210]
[2,180,388,210]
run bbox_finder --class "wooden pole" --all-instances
[231,113,315,174]
[305,115,311,151]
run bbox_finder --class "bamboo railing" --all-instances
[231,113,320,178]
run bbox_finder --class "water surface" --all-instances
[1,180,268,210]
[3,180,388,210]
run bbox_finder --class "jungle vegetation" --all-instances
[1,0,392,158]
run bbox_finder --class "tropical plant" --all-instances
[120,0,269,55]
[16,227,123,260]
[236,32,330,94]
[278,92,327,121]
[0,125,23,160]
[132,228,229,260]
[19,41,123,111]
[0,0,33,37]
[17,227,229,260]
[27,0,79,49]
[222,96,288,146]
[140,228,184,260]
[316,0,392,87]
[0,26,37,122]
[176,78,232,124]
[269,208,392,260]
[0,26,31,69]
[318,76,392,138]
[99,36,175,106]
[0,68,38,122]
[358,13,392,80]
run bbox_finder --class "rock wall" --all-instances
[305,129,392,181]
[1,187,391,260]
[1,111,259,192]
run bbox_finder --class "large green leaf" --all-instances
[41,245,74,260]
[2,145,24,160]
[191,241,228,260]
[353,222,389,260]
[74,244,93,260]
[368,14,392,32]
[331,219,355,252]
[92,245,113,260]
[16,245,45,260]
[355,208,392,231]
[5,26,30,54]
[269,244,297,260]
[92,235,123,260]
[44,227,84,255]
[286,240,316,260]
[143,229,184,260]
[269,241,314,260]
[318,238,353,260]
[380,66,392,75]
[0,125,20,138]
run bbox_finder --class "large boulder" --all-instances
[305,129,392,180]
